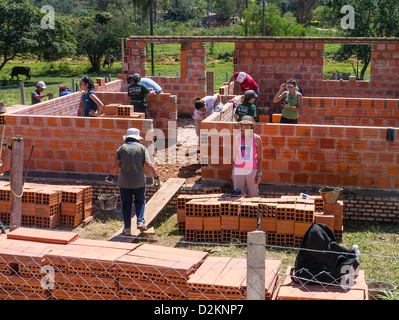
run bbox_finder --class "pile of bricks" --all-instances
[177,193,344,246]
[115,244,208,300]
[0,181,94,229]
[103,103,145,119]
[0,229,213,300]
[187,257,281,300]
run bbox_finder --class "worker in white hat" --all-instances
[31,81,53,105]
[105,128,160,235]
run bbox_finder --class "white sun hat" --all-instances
[36,81,46,89]
[236,72,247,83]
[123,128,143,141]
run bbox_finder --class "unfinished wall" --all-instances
[123,36,399,115]
[124,39,206,114]
[200,121,399,190]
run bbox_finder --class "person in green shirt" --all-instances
[234,90,257,123]
[272,78,303,124]
[127,73,155,118]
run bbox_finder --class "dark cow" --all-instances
[103,56,115,69]
[10,67,31,80]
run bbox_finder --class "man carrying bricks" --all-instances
[231,116,262,198]
[106,128,160,235]
[127,73,156,119]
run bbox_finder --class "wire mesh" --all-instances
[0,228,397,301]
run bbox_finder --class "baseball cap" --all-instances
[37,81,46,89]
[236,72,247,83]
[127,75,134,84]
[59,85,68,90]
[133,73,141,82]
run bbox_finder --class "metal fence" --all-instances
[0,227,397,301]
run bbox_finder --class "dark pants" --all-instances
[119,186,146,230]
[280,116,298,124]
[130,101,148,119]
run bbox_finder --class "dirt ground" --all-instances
[152,117,202,185]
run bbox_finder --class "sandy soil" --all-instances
[152,118,202,185]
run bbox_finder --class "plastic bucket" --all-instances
[98,187,118,211]
[319,186,343,204]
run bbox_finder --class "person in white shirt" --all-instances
[193,93,220,145]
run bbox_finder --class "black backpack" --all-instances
[290,222,359,286]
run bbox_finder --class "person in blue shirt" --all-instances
[78,76,104,117]
[59,85,72,97]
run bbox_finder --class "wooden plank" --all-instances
[109,178,186,242]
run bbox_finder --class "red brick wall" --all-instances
[124,41,206,114]
[4,112,154,175]
[234,41,399,111]
[200,121,399,190]
[125,37,399,115]
[95,91,178,136]
[298,96,399,127]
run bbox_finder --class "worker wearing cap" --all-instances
[31,81,53,105]
[234,90,258,123]
[127,73,156,119]
[228,72,259,104]
[59,85,72,97]
[127,75,163,94]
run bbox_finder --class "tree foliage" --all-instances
[325,0,399,79]
[242,2,306,36]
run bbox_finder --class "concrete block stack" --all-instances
[0,181,94,229]
[177,194,344,246]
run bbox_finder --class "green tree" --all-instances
[0,0,38,71]
[213,0,237,22]
[242,2,306,36]
[325,0,399,80]
[74,16,124,72]
[34,16,77,61]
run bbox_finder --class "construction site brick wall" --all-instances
[299,96,399,127]
[124,40,207,114]
[200,121,399,191]
[234,40,399,112]
[95,91,178,136]
[124,37,399,115]
[3,111,153,175]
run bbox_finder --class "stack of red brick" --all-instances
[177,193,344,246]
[0,181,94,229]
[187,257,281,300]
[0,227,368,300]
[103,103,145,119]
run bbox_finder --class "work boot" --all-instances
[137,223,147,231]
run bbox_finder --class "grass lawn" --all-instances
[0,55,122,107]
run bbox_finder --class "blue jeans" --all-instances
[119,187,146,229]
[130,101,148,119]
